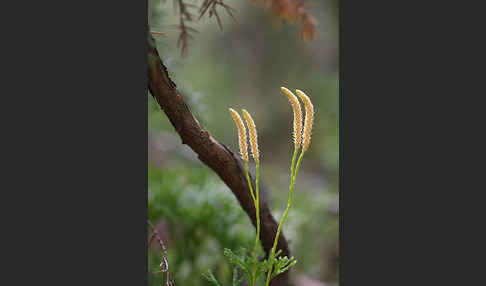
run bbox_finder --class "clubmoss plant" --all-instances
[229,108,249,163]
[203,87,315,286]
[241,109,261,286]
[264,87,314,286]
[228,108,261,286]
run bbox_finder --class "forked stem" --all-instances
[245,162,256,205]
[265,147,304,286]
[252,162,261,286]
[245,161,261,286]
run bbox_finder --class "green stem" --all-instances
[245,161,260,286]
[290,147,300,181]
[293,150,305,183]
[245,162,256,204]
[265,148,304,286]
[252,162,261,286]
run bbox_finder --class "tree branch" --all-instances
[147,33,291,286]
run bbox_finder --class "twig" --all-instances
[199,0,237,30]
[148,220,174,286]
[151,31,167,36]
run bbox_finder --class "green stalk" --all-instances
[245,161,259,286]
[293,150,305,184]
[264,148,303,286]
[252,162,261,286]
[245,162,256,205]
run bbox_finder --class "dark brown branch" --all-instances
[147,33,291,286]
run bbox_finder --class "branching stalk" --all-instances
[245,162,256,203]
[244,161,261,286]
[252,162,261,286]
[265,147,303,286]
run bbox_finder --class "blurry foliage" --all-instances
[150,0,318,56]
[148,164,338,285]
[148,165,254,285]
[252,0,318,41]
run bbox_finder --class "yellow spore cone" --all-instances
[229,108,249,162]
[295,89,314,151]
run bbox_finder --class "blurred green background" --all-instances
[148,0,339,285]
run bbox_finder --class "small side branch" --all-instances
[148,220,174,286]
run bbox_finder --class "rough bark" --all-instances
[147,33,291,286]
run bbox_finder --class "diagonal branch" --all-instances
[148,33,291,286]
